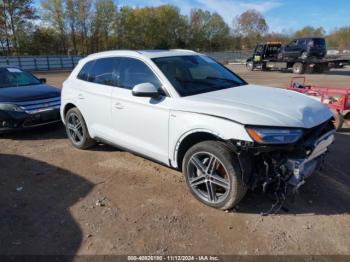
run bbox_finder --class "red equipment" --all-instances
[288,77,350,130]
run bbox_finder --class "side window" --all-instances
[118,58,161,90]
[89,58,119,86]
[255,45,264,55]
[289,40,298,47]
[299,39,306,47]
[77,60,95,81]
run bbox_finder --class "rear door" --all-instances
[75,58,117,139]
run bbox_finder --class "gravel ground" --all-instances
[0,65,349,255]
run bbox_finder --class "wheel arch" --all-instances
[62,102,78,123]
[174,129,224,171]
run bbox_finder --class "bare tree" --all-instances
[233,9,268,48]
[41,0,67,53]
[0,0,37,54]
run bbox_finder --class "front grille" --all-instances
[300,118,335,150]
[16,97,61,114]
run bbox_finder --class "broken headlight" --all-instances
[246,127,303,144]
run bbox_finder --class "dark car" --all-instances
[280,37,327,59]
[0,67,61,133]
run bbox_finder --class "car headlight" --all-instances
[246,127,303,144]
[0,103,24,112]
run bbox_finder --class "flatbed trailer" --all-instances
[287,77,350,130]
[246,42,350,74]
[255,57,349,74]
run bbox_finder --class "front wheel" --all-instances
[293,62,305,74]
[182,141,247,210]
[65,107,95,149]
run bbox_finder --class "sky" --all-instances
[35,0,350,33]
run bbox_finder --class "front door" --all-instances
[284,40,300,58]
[111,57,170,164]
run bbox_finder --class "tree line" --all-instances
[0,0,349,56]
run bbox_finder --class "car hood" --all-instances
[176,84,332,128]
[0,84,61,103]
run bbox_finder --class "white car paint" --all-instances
[61,50,333,168]
[178,84,332,128]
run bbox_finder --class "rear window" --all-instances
[77,60,95,81]
[89,58,119,86]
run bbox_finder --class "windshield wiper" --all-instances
[206,76,241,85]
[175,77,214,86]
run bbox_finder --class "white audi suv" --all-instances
[61,50,335,211]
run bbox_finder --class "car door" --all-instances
[110,57,171,164]
[75,58,117,139]
[284,40,299,58]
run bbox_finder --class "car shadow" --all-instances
[89,143,121,152]
[323,68,350,76]
[0,123,67,141]
[0,154,93,256]
[235,132,350,215]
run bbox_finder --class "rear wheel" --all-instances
[182,141,247,210]
[293,62,305,74]
[65,107,95,149]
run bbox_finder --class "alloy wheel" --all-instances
[187,152,230,204]
[67,112,84,145]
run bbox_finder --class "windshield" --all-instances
[152,55,246,96]
[0,68,41,88]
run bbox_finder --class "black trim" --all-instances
[94,136,176,170]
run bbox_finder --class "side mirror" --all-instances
[132,83,160,98]
[39,78,47,84]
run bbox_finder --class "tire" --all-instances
[65,107,95,149]
[246,61,254,71]
[314,64,326,74]
[293,62,305,74]
[344,112,350,128]
[332,110,344,131]
[182,141,247,210]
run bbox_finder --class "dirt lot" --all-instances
[1,65,349,255]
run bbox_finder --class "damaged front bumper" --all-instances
[233,118,336,214]
[285,129,335,190]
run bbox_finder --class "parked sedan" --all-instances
[0,67,61,133]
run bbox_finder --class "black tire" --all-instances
[182,141,247,210]
[332,110,344,131]
[344,112,350,128]
[65,107,95,149]
[293,62,305,74]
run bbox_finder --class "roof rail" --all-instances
[170,49,196,53]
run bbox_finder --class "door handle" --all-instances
[114,102,124,109]
[78,94,85,100]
